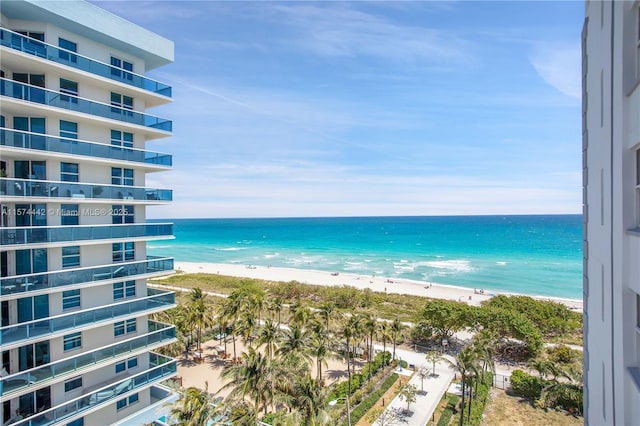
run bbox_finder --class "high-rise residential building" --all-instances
[0,1,178,425]
[583,1,640,424]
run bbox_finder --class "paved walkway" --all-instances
[372,346,455,426]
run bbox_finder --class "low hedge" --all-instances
[341,373,399,426]
[469,373,492,426]
[437,394,460,426]
[328,352,390,401]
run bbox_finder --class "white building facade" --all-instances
[0,1,177,425]
[583,1,640,424]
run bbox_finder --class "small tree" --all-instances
[418,367,429,392]
[399,384,418,412]
[425,350,443,377]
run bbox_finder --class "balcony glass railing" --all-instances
[1,177,172,202]
[0,289,175,346]
[0,28,172,97]
[12,353,176,426]
[1,256,173,297]
[0,78,172,132]
[1,128,172,166]
[0,222,173,246]
[0,321,175,396]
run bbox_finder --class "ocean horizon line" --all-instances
[149,213,583,221]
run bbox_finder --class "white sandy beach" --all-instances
[173,261,583,312]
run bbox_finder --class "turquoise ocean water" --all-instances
[148,215,583,300]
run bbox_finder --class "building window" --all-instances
[13,117,46,137]
[112,242,135,263]
[60,120,78,139]
[110,92,133,112]
[60,162,79,182]
[13,73,45,88]
[17,31,44,41]
[61,204,79,226]
[62,246,80,268]
[15,249,48,275]
[66,418,84,426]
[64,376,82,392]
[115,356,138,374]
[111,167,134,186]
[110,57,133,80]
[110,130,134,148]
[113,281,136,300]
[112,205,134,224]
[15,204,46,227]
[63,332,81,351]
[62,289,80,310]
[116,393,139,410]
[58,37,77,63]
[116,397,127,410]
[60,78,78,103]
[114,319,136,337]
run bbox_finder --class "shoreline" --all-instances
[173,261,583,312]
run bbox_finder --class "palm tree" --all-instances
[278,325,312,366]
[170,385,213,426]
[379,322,392,366]
[256,320,281,361]
[268,296,284,327]
[362,313,378,379]
[308,335,330,384]
[471,330,497,383]
[339,316,355,426]
[287,375,331,425]
[317,302,335,331]
[236,309,258,347]
[390,317,405,362]
[222,346,271,420]
[446,346,478,426]
[221,294,242,361]
[290,302,312,327]
[187,288,213,353]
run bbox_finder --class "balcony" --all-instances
[1,128,172,167]
[111,385,179,426]
[11,353,176,426]
[0,289,175,347]
[0,78,172,132]
[0,223,173,248]
[0,28,172,97]
[0,321,176,397]
[1,256,173,298]
[1,177,172,203]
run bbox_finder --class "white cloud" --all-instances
[268,4,474,65]
[529,44,581,99]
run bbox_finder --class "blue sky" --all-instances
[93,1,583,219]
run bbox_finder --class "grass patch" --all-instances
[481,388,582,426]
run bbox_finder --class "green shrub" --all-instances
[510,369,543,399]
[547,344,579,364]
[469,373,492,425]
[437,394,459,426]
[341,373,399,426]
[329,353,392,401]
